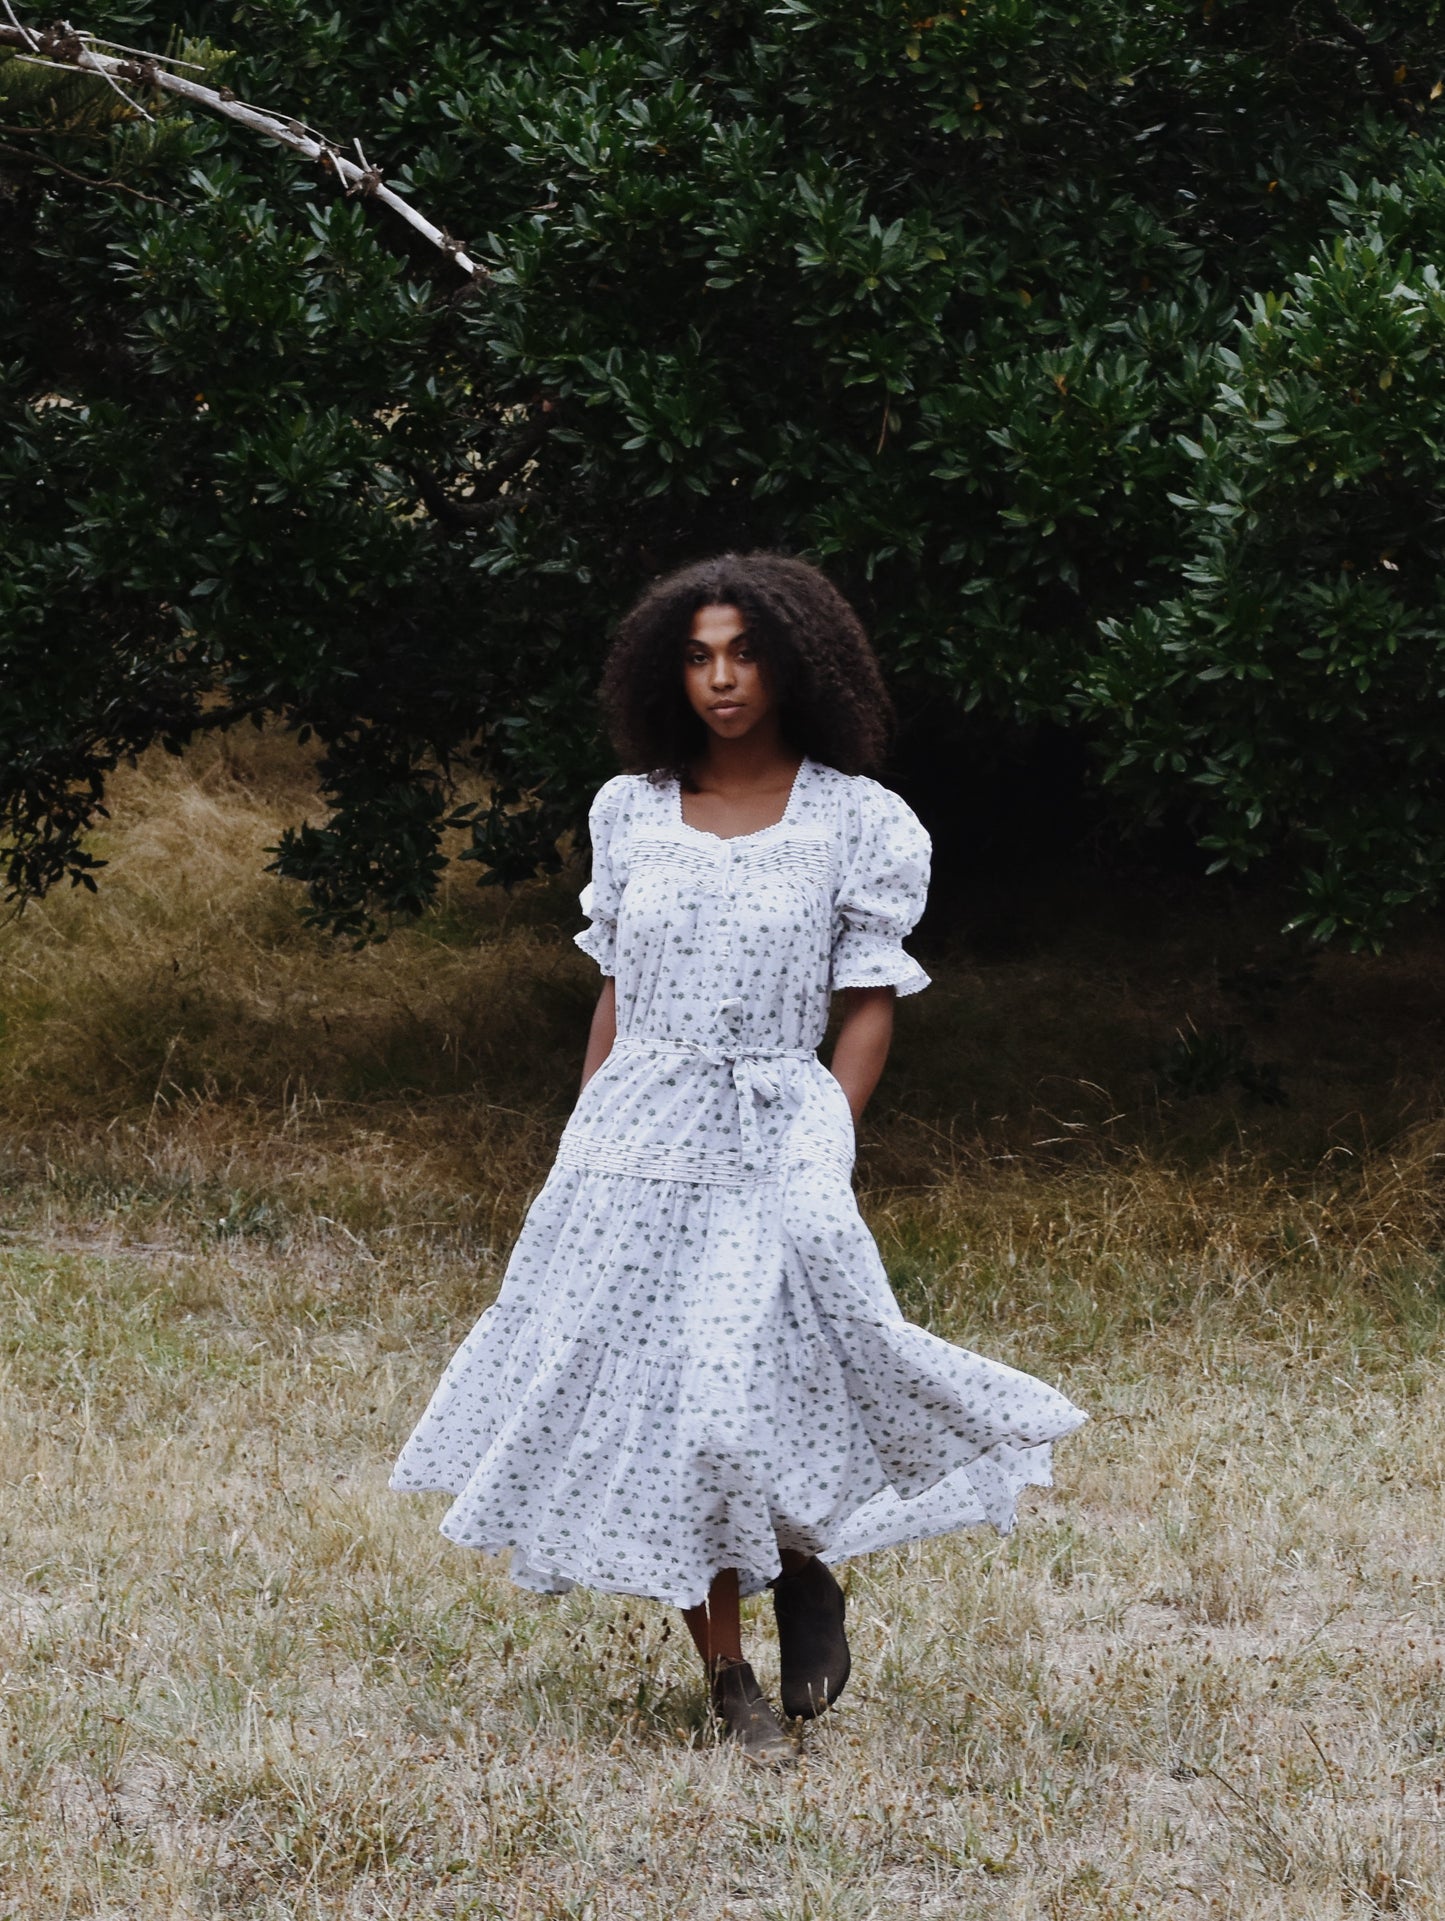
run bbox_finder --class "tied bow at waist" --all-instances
[612,1004,817,1168]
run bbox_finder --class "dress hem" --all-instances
[391,1419,1083,1613]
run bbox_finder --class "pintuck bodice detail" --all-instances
[559,759,930,1185]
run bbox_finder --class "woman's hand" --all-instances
[579,978,618,1092]
[829,985,895,1124]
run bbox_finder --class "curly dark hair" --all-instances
[599,551,893,784]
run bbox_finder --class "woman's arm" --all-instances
[829,985,895,1124]
[579,978,617,1092]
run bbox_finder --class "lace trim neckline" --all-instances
[671,757,812,844]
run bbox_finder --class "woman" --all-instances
[391,552,1086,1765]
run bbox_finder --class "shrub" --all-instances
[4,1,1444,939]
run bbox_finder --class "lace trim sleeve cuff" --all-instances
[574,879,617,975]
[831,933,930,998]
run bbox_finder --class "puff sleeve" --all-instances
[574,776,628,975]
[831,781,932,997]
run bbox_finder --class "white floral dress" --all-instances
[391,757,1086,1610]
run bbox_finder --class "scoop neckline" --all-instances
[673,757,810,843]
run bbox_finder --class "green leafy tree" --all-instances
[1084,165,1445,943]
[3,1,1444,940]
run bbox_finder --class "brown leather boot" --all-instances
[709,1657,797,1767]
[770,1556,851,1720]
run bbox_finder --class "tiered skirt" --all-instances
[391,1154,1087,1610]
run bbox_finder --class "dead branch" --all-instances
[0,14,487,279]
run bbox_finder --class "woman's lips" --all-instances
[711,702,744,714]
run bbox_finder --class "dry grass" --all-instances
[3,739,1445,1917]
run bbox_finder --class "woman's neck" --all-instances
[690,720,799,796]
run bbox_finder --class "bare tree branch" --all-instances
[1321,2,1420,120]
[0,134,179,203]
[401,410,556,529]
[403,465,515,531]
[0,15,487,279]
[0,0,37,51]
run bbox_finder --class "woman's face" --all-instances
[682,602,777,741]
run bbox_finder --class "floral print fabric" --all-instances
[391,758,1086,1610]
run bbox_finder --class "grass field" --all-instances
[3,740,1445,1917]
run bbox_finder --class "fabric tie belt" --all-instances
[613,1005,817,1168]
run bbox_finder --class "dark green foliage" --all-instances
[1156,1020,1285,1105]
[4,1,1445,939]
[1086,167,1445,943]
